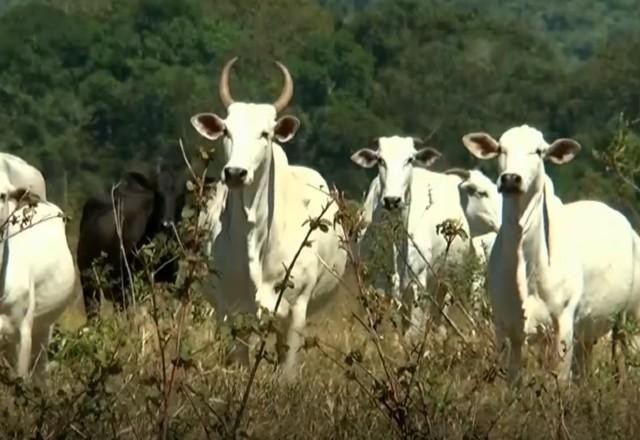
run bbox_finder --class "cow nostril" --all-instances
[383,197,401,210]
[224,167,248,182]
[499,173,523,193]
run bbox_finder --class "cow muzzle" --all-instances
[223,167,249,188]
[498,173,523,194]
[382,196,402,211]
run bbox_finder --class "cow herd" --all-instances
[1,57,639,385]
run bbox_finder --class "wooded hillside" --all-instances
[1,0,639,218]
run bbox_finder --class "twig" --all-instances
[111,182,137,311]
[178,138,198,182]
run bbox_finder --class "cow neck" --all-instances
[221,142,277,256]
[394,176,413,273]
[500,172,554,305]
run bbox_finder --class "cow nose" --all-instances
[223,167,248,186]
[499,173,522,193]
[382,196,402,210]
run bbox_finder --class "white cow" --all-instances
[190,57,347,379]
[0,153,47,200]
[351,136,470,338]
[446,167,628,353]
[0,185,75,379]
[444,168,501,263]
[462,124,640,383]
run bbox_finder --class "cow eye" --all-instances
[406,157,414,165]
[260,131,270,139]
[478,190,489,197]
[378,157,386,167]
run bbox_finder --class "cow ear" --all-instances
[125,171,153,190]
[274,115,300,143]
[459,181,478,197]
[8,188,40,207]
[462,132,500,159]
[351,148,379,168]
[545,138,581,165]
[413,147,441,167]
[191,113,226,141]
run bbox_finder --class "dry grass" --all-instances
[1,251,639,439]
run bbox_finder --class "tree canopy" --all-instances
[0,0,639,220]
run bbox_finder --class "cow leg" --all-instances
[399,282,415,338]
[279,295,309,381]
[16,282,36,378]
[554,307,576,383]
[495,324,523,385]
[80,271,100,320]
[573,320,597,381]
[222,312,251,369]
[389,272,401,300]
[430,277,449,335]
[30,325,52,382]
[405,278,431,342]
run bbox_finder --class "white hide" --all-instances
[0,153,47,201]
[192,97,347,378]
[0,187,75,379]
[446,169,501,264]
[463,124,640,383]
[351,136,470,338]
[198,180,228,256]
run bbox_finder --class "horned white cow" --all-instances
[190,58,347,379]
[463,124,640,383]
[0,153,47,200]
[0,184,75,380]
[351,136,470,338]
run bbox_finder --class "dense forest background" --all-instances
[0,0,639,221]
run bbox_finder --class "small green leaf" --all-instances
[182,207,195,219]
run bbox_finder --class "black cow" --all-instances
[77,160,186,318]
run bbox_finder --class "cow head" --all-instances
[190,57,300,189]
[152,160,185,229]
[445,168,501,235]
[0,184,41,237]
[351,136,441,211]
[124,160,185,230]
[462,125,581,197]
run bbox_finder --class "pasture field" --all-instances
[1,204,640,440]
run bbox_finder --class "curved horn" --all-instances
[219,57,238,108]
[444,167,471,180]
[272,61,293,113]
[412,137,424,146]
